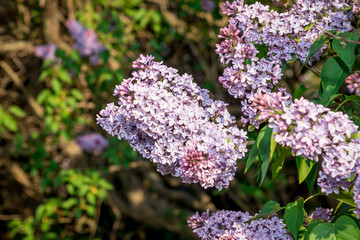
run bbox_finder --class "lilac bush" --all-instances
[97,55,248,190]
[76,133,109,155]
[34,43,58,61]
[96,0,360,238]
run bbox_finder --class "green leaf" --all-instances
[332,32,359,71]
[300,33,331,71]
[334,215,360,239]
[296,157,315,184]
[3,113,18,132]
[61,198,79,210]
[257,126,276,185]
[271,148,289,179]
[245,141,258,174]
[305,163,318,194]
[308,223,335,240]
[70,89,83,101]
[86,192,96,205]
[319,57,349,105]
[50,78,62,94]
[58,68,72,84]
[8,105,26,118]
[328,191,356,207]
[37,89,52,104]
[85,205,96,217]
[252,201,283,220]
[293,84,308,99]
[284,198,304,240]
[304,221,322,240]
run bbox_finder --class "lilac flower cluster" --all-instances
[201,0,216,12]
[345,72,360,96]
[34,44,58,62]
[308,207,334,222]
[217,0,354,123]
[76,133,109,155]
[251,91,360,197]
[188,209,292,239]
[97,55,248,190]
[66,19,106,66]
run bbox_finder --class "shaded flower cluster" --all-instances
[76,133,109,155]
[188,209,292,239]
[353,168,360,218]
[345,72,360,96]
[66,19,106,66]
[97,55,248,190]
[308,207,334,222]
[252,91,360,202]
[34,44,58,62]
[217,0,354,123]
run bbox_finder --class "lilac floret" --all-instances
[97,55,248,190]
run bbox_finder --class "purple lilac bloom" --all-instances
[76,133,109,155]
[66,19,106,66]
[188,209,292,240]
[34,44,57,61]
[308,207,334,222]
[217,0,354,124]
[251,91,360,197]
[345,73,360,96]
[97,55,248,190]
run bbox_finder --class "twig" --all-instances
[89,198,102,240]
[295,9,360,45]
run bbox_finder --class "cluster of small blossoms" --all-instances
[34,44,58,62]
[217,0,354,123]
[345,72,360,96]
[97,55,248,190]
[76,133,109,155]
[188,209,292,239]
[308,207,334,222]
[66,19,106,66]
[251,91,360,197]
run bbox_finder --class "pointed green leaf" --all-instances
[271,148,289,179]
[334,215,360,240]
[8,105,26,118]
[332,32,359,71]
[300,33,331,71]
[284,198,304,240]
[305,162,318,194]
[245,141,258,174]
[3,113,18,132]
[257,126,276,185]
[252,201,283,220]
[308,223,335,240]
[296,157,315,184]
[319,57,349,105]
[328,191,356,207]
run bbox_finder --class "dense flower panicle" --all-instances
[76,133,109,155]
[34,44,57,61]
[345,73,360,95]
[308,207,334,222]
[188,210,292,240]
[251,92,360,197]
[66,19,106,66]
[97,55,248,190]
[217,0,354,123]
